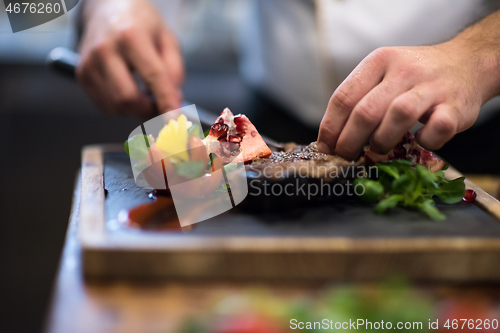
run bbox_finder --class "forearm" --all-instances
[447,10,500,103]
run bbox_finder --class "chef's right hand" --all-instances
[77,0,184,117]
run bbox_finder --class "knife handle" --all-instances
[47,47,79,78]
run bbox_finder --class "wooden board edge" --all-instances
[446,167,500,220]
[79,145,500,253]
[80,145,107,244]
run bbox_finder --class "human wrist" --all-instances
[82,0,139,26]
[447,25,500,104]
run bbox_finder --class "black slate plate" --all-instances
[104,152,500,238]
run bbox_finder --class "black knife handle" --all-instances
[47,47,80,79]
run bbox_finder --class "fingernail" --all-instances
[317,141,332,155]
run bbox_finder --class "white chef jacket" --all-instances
[155,0,498,126]
[238,0,493,127]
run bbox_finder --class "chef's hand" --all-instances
[77,0,184,117]
[317,16,500,160]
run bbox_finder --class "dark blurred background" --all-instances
[0,1,499,333]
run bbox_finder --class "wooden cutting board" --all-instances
[80,145,500,282]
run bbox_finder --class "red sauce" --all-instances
[126,196,189,231]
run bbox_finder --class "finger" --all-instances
[76,55,114,113]
[334,78,411,160]
[160,28,185,88]
[118,29,181,113]
[100,53,155,117]
[317,49,389,154]
[415,104,458,150]
[370,86,439,154]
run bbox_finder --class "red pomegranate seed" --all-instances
[463,189,477,203]
[229,142,240,151]
[228,135,241,143]
[221,144,231,156]
[401,132,414,144]
[236,124,248,133]
[210,123,228,138]
[392,143,406,159]
[237,132,246,138]
[218,137,227,142]
[233,116,244,125]
[216,117,224,124]
[421,149,433,160]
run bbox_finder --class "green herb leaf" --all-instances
[416,198,446,220]
[432,170,446,184]
[386,159,413,168]
[374,194,404,214]
[204,129,211,138]
[354,178,384,203]
[416,165,438,190]
[435,176,466,204]
[391,174,414,194]
[223,162,238,174]
[376,164,400,179]
[442,163,450,171]
[124,134,152,160]
[356,159,465,220]
[188,125,204,139]
[174,160,205,179]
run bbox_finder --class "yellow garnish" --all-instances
[155,114,193,162]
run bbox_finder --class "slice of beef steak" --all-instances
[239,142,365,212]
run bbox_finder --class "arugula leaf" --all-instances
[174,160,205,179]
[354,178,384,203]
[416,198,446,220]
[435,176,466,204]
[124,134,152,160]
[374,194,404,214]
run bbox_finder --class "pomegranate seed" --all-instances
[392,143,406,159]
[421,149,433,160]
[236,124,248,133]
[401,132,414,144]
[221,144,231,156]
[463,189,477,203]
[210,123,228,138]
[229,142,240,151]
[233,116,244,125]
[216,117,224,124]
[251,130,257,137]
[218,137,227,142]
[237,132,246,138]
[228,135,241,143]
